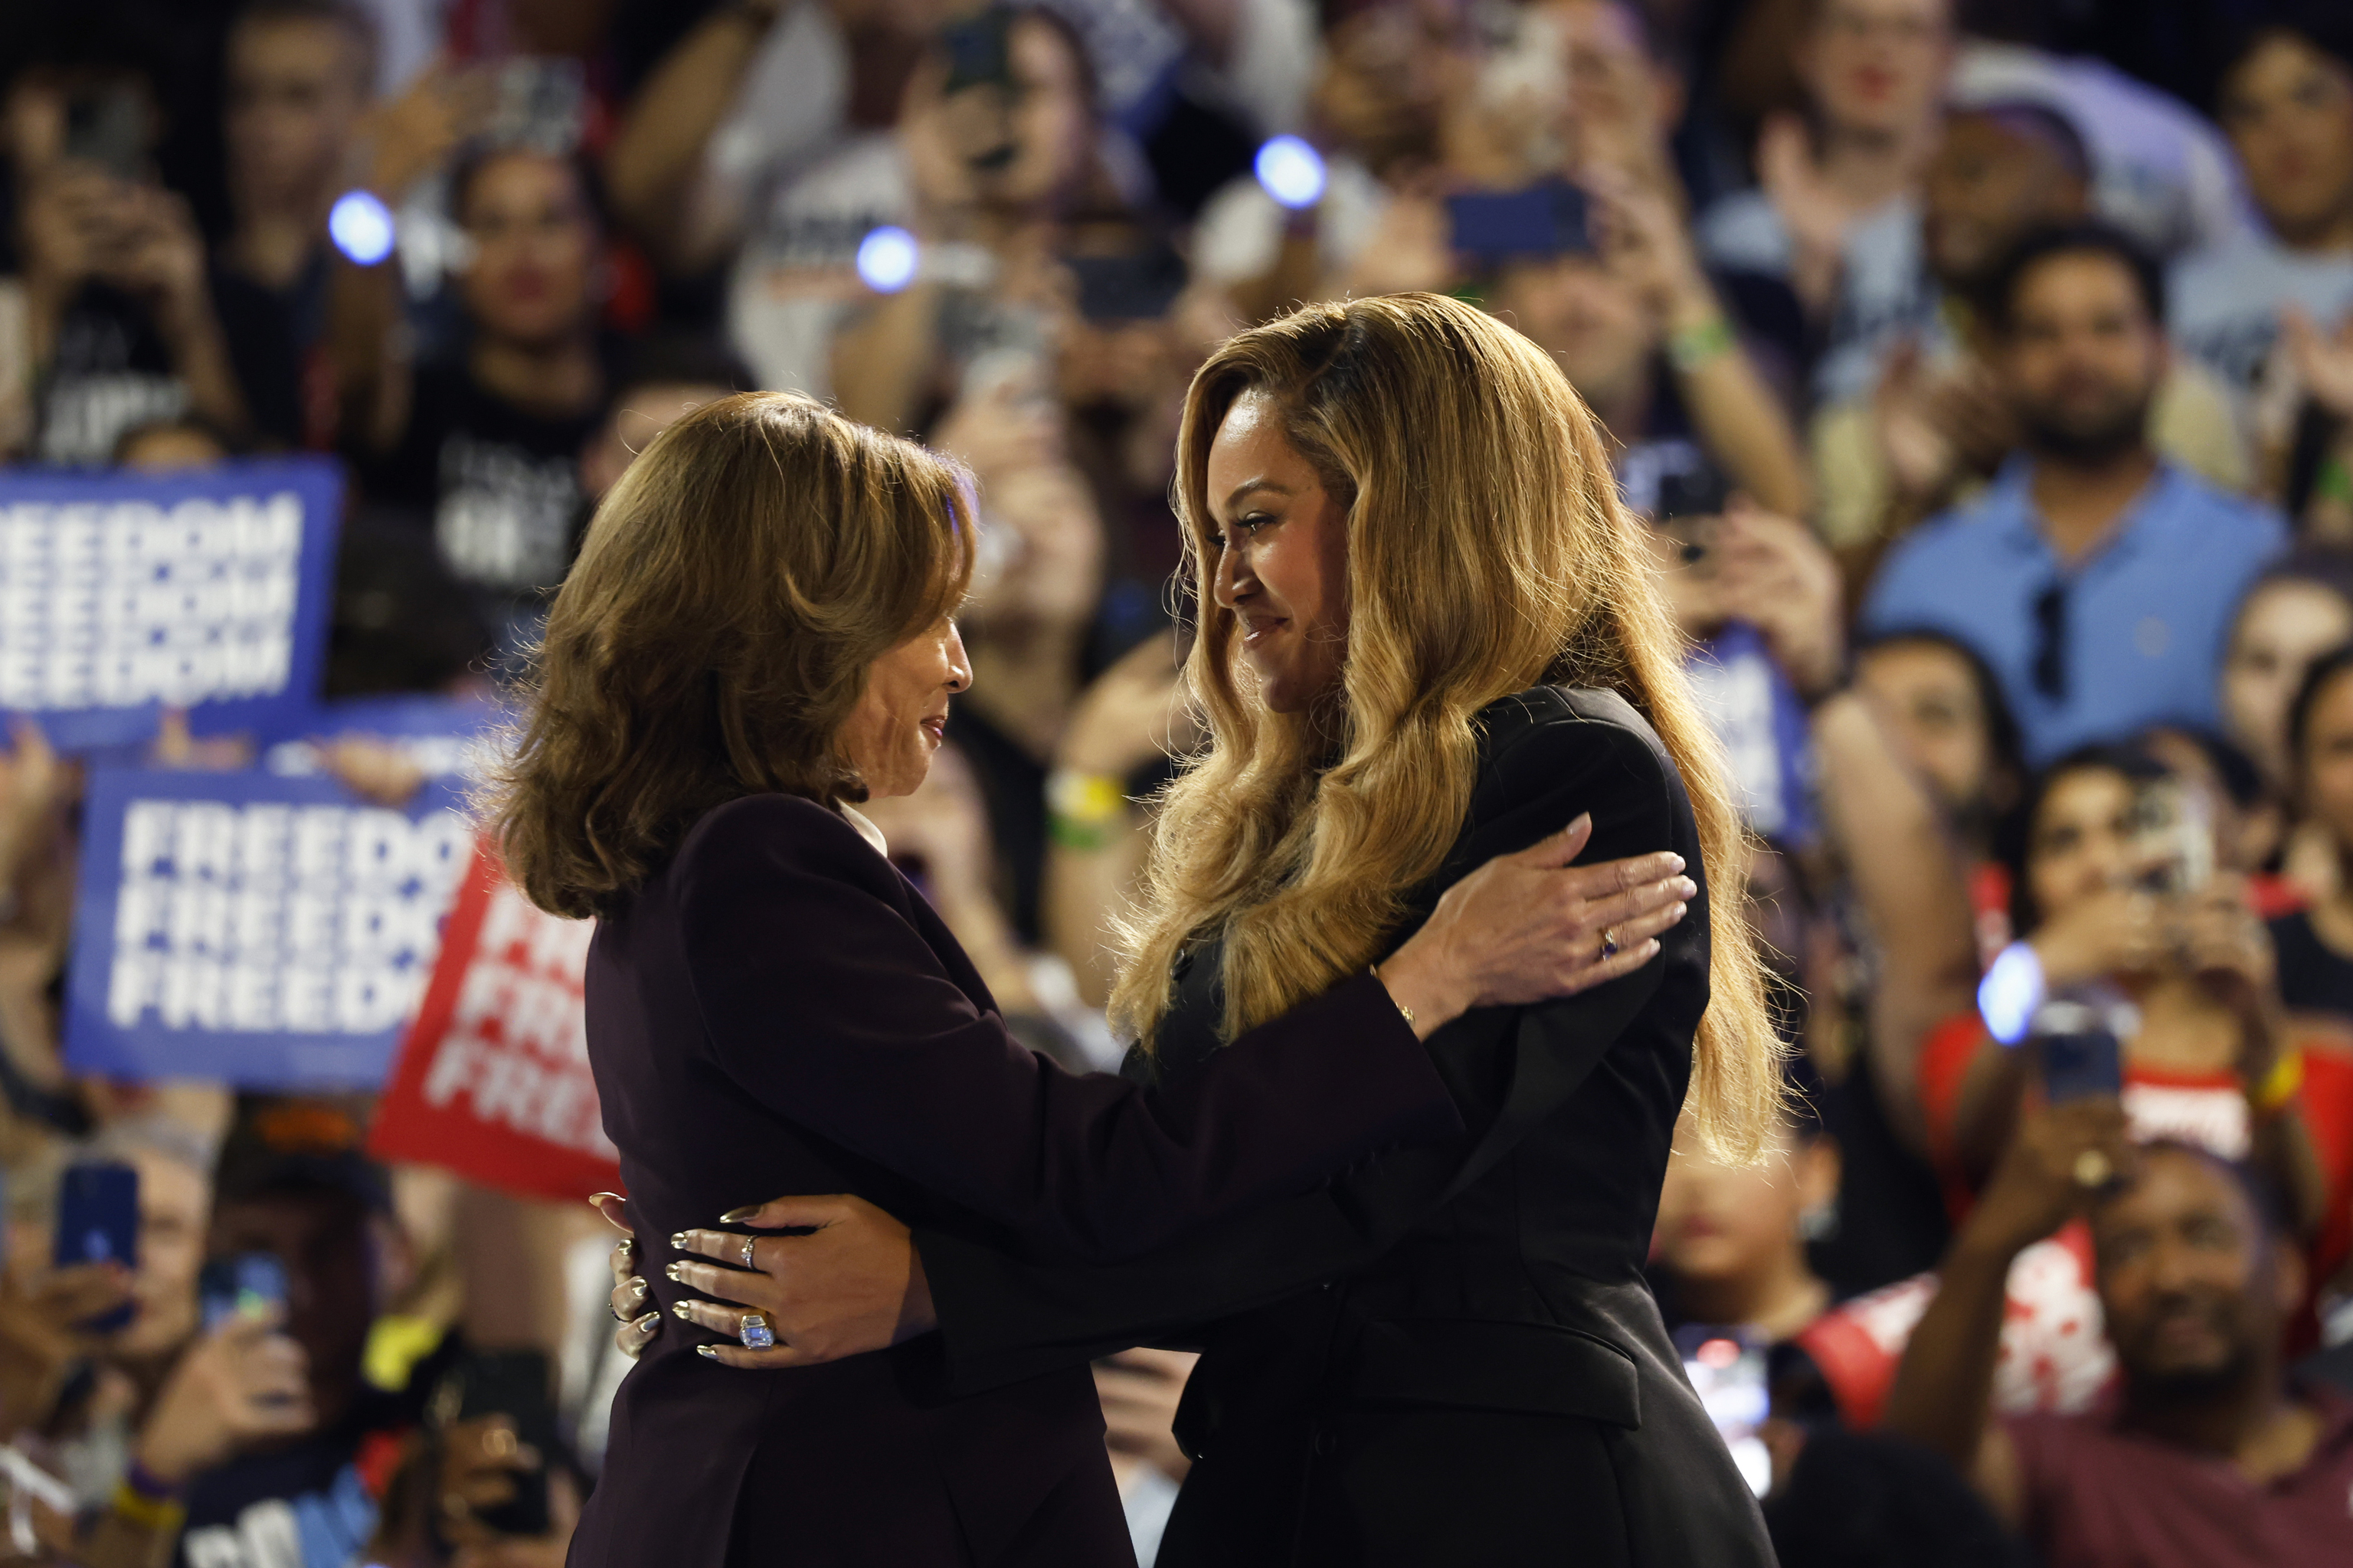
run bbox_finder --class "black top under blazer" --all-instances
[569,793,1465,1568]
[913,688,1777,1566]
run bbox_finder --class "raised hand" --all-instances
[131,1308,316,1485]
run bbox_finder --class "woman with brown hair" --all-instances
[626,296,1782,1564]
[493,388,1694,1566]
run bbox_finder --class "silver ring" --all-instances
[1599,927,1620,961]
[739,1234,758,1271]
[738,1312,775,1350]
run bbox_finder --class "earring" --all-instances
[1797,1198,1839,1243]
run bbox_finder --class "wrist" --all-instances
[130,1432,201,1489]
[1046,767,1127,852]
[1665,310,1736,373]
[1373,941,1465,1039]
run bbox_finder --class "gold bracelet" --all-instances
[1370,964,1412,1025]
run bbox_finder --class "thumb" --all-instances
[715,1193,854,1230]
[1514,813,1593,869]
[587,1193,631,1235]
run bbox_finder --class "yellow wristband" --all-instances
[1047,769,1127,850]
[110,1479,187,1535]
[2253,1050,2305,1115]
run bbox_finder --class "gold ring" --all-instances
[2072,1149,2112,1190]
[739,1234,758,1270]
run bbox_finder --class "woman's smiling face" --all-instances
[1204,391,1353,715]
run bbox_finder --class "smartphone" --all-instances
[431,1350,556,1537]
[198,1253,290,1333]
[64,87,149,181]
[2133,777,2214,896]
[2034,1000,2123,1103]
[1675,1325,1772,1497]
[54,1162,139,1332]
[940,11,1016,93]
[1068,248,1187,323]
[1446,182,1592,260]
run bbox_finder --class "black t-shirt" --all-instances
[175,1381,421,1568]
[2270,909,2353,1021]
[210,256,314,449]
[355,355,608,601]
[34,281,184,464]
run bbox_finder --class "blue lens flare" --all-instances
[1977,941,2046,1046]
[1254,136,1327,210]
[328,190,397,266]
[856,226,920,293]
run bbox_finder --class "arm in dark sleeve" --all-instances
[919,712,1687,1390]
[674,794,1461,1264]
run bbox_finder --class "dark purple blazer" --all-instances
[567,793,1460,1568]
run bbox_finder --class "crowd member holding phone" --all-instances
[1476,169,1812,519]
[11,67,260,464]
[1883,1119,2353,1568]
[1923,745,2351,1283]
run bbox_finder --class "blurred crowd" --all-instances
[4,0,2353,1563]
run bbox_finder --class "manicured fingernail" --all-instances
[617,1236,635,1255]
[664,1262,683,1282]
[1666,854,1685,872]
[1671,902,1688,919]
[632,1313,659,1334]
[718,1206,758,1223]
[1676,877,1697,897]
[672,1301,692,1320]
[696,1344,720,1359]
[669,1232,689,1249]
[627,1278,647,1298]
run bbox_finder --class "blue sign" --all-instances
[1687,621,1817,846]
[257,692,512,784]
[0,458,343,750]
[65,768,473,1088]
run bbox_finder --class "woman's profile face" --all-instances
[839,617,970,801]
[1205,391,1352,714]
[2299,668,2353,853]
[1854,639,1993,816]
[2220,578,2353,790]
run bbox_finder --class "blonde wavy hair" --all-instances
[486,392,974,919]
[1110,294,1779,1159]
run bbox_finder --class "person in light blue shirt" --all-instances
[2166,18,2353,394]
[1864,224,2287,764]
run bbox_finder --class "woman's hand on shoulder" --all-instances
[1376,813,1694,1036]
[592,1192,936,1369]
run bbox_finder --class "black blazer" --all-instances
[569,793,1462,1568]
[913,689,1776,1566]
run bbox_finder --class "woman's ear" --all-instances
[1796,1134,1841,1214]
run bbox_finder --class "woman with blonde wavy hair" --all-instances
[619,296,1780,1565]
[509,386,1692,1567]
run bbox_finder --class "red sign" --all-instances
[368,837,620,1201]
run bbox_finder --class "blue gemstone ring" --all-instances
[739,1313,775,1350]
[1599,928,1620,961]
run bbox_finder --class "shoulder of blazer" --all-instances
[672,792,906,912]
[1468,686,1679,823]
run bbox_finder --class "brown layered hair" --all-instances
[486,392,974,918]
[1110,294,1781,1159]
